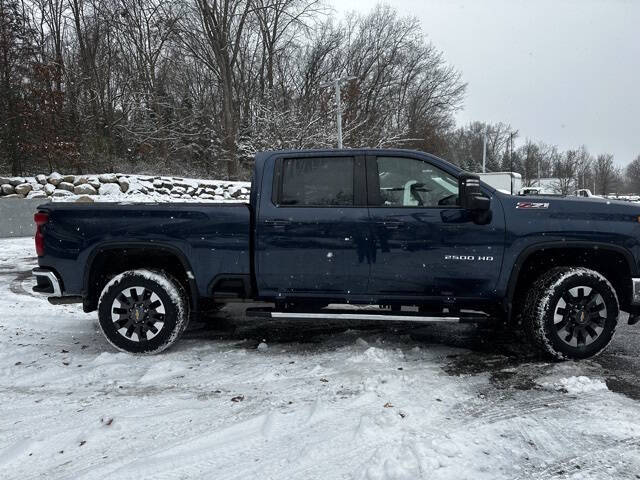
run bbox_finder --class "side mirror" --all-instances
[459,173,490,211]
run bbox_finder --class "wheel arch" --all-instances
[83,242,198,313]
[506,241,636,318]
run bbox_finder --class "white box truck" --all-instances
[478,172,522,195]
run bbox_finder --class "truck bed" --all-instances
[36,202,251,298]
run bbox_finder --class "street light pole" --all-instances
[319,76,356,149]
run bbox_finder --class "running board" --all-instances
[246,308,492,324]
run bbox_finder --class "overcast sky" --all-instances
[331,0,639,165]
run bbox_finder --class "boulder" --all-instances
[74,184,97,195]
[199,193,215,200]
[44,184,56,195]
[186,186,196,196]
[14,183,33,195]
[36,174,48,185]
[155,187,170,195]
[52,189,73,197]
[58,181,75,192]
[62,175,75,183]
[1,184,15,195]
[74,176,89,186]
[8,177,26,186]
[99,183,121,196]
[2,194,23,199]
[98,173,118,183]
[0,176,10,185]
[88,176,101,189]
[172,186,186,195]
[213,195,225,201]
[230,188,244,198]
[118,177,130,193]
[26,190,48,199]
[162,181,174,190]
[48,172,63,186]
[152,179,163,188]
[74,195,95,203]
[181,194,192,199]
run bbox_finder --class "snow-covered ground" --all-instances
[1,237,640,479]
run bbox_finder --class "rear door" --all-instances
[366,154,505,298]
[256,153,370,297]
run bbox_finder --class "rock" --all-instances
[52,189,74,197]
[14,183,32,195]
[156,187,170,195]
[1,184,15,195]
[118,177,130,193]
[172,186,186,195]
[99,183,121,196]
[74,176,89,186]
[181,194,192,199]
[1,193,23,199]
[30,182,43,191]
[162,181,174,190]
[230,189,244,198]
[48,172,63,186]
[44,184,56,195]
[240,187,250,195]
[74,184,97,195]
[36,174,47,185]
[223,191,231,199]
[74,195,94,203]
[8,177,26,186]
[152,179,163,188]
[98,173,118,183]
[213,195,225,201]
[199,193,215,200]
[0,176,10,185]
[58,181,75,192]
[62,175,75,183]
[26,190,48,199]
[88,177,101,189]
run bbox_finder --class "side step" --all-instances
[245,307,493,324]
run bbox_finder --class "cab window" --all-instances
[375,156,458,207]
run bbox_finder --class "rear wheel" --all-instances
[522,267,619,360]
[98,269,189,354]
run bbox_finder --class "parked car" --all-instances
[32,149,640,359]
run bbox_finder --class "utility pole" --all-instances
[482,129,487,173]
[509,132,516,194]
[319,76,356,149]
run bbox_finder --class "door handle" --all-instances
[264,219,291,227]
[377,220,403,230]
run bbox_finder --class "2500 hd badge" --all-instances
[444,255,495,261]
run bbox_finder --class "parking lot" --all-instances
[1,237,640,480]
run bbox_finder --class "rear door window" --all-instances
[279,157,354,206]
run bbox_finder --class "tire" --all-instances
[98,269,190,354]
[522,267,619,360]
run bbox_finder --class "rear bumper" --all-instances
[32,268,62,297]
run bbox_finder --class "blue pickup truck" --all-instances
[32,149,640,359]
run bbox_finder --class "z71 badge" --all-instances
[516,202,549,209]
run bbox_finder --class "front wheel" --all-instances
[522,267,619,360]
[98,269,190,354]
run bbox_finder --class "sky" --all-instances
[330,0,640,165]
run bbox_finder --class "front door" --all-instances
[256,154,370,298]
[366,154,505,298]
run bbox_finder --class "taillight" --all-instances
[34,212,48,256]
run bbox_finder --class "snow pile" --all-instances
[541,375,609,394]
[0,172,250,203]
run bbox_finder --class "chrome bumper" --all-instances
[632,278,640,305]
[32,268,62,297]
